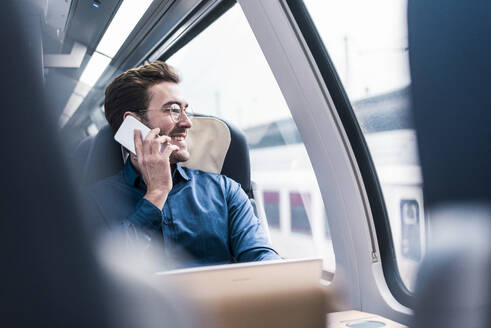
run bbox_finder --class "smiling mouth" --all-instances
[171,136,185,141]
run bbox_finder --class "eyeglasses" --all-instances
[142,103,194,123]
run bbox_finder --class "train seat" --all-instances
[71,124,122,188]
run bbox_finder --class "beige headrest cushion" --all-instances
[181,117,231,174]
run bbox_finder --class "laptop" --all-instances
[155,258,327,328]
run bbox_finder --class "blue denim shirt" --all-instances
[84,160,279,267]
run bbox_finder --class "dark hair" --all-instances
[104,61,180,133]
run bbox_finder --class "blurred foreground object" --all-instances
[411,208,491,327]
[328,310,406,328]
[408,0,491,327]
[155,259,327,328]
[0,2,194,327]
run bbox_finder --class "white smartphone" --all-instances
[114,115,151,155]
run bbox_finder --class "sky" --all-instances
[304,0,410,100]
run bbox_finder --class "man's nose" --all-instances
[177,111,192,128]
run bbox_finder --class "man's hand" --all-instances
[134,128,179,210]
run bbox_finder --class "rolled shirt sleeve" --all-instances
[124,198,162,230]
[83,188,162,249]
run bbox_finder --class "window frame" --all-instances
[236,0,414,322]
[154,0,237,63]
[284,0,413,307]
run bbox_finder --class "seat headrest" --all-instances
[71,125,123,188]
[181,117,231,174]
[183,115,252,194]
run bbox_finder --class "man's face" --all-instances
[141,81,192,164]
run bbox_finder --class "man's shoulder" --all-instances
[181,165,219,178]
[181,166,235,184]
[181,166,242,195]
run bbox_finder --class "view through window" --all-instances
[303,0,424,291]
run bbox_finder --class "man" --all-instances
[85,61,280,267]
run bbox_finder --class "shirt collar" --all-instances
[175,163,190,182]
[123,160,190,188]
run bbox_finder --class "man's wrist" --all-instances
[143,189,169,210]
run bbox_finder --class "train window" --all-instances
[290,192,312,235]
[303,0,424,290]
[167,5,335,273]
[263,191,280,229]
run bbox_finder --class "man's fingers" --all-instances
[135,127,176,158]
[134,129,144,159]
[162,144,179,157]
[143,128,160,155]
[159,135,172,143]
[146,127,161,139]
[152,135,171,154]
